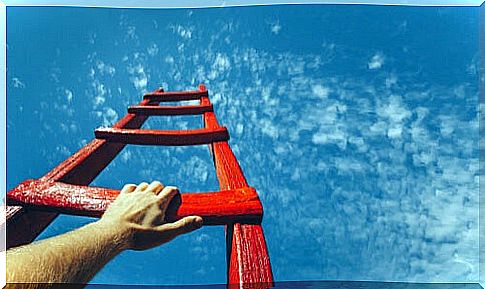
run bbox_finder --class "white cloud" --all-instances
[132,75,148,91]
[96,60,116,76]
[102,107,118,127]
[88,32,96,44]
[312,84,330,98]
[235,123,244,135]
[179,156,209,183]
[453,84,466,98]
[12,77,25,89]
[92,81,107,108]
[259,118,279,139]
[207,53,231,80]
[127,26,136,39]
[65,89,73,103]
[213,53,230,72]
[88,68,95,78]
[368,53,385,70]
[147,43,159,56]
[127,64,148,92]
[165,56,174,64]
[170,24,193,39]
[386,73,398,88]
[312,126,347,149]
[270,21,281,35]
[376,94,411,123]
[120,150,132,163]
[211,92,222,104]
[387,125,402,139]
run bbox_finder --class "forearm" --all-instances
[7,220,129,287]
[6,182,202,288]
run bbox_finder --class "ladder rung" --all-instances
[7,180,263,225]
[128,104,213,116]
[94,127,229,146]
[144,90,208,102]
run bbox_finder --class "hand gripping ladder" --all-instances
[5,84,274,288]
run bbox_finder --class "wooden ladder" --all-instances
[5,84,274,288]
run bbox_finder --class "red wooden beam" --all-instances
[228,224,274,289]
[128,104,213,116]
[6,99,153,249]
[200,88,274,287]
[144,90,208,102]
[214,140,273,287]
[95,127,230,146]
[7,180,263,225]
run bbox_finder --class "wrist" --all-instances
[90,219,133,253]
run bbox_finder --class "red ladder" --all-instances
[5,84,274,288]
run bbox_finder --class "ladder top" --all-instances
[95,127,229,146]
[144,90,208,102]
[128,103,213,116]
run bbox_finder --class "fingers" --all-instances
[146,181,164,195]
[120,184,137,194]
[157,216,203,239]
[157,186,179,209]
[134,182,150,193]
[131,181,165,194]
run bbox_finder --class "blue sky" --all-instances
[6,4,479,285]
[2,0,484,7]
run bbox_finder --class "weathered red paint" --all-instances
[128,103,213,116]
[94,127,229,146]
[7,179,263,225]
[200,87,274,287]
[228,224,274,288]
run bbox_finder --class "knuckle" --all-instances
[165,186,179,193]
[121,184,137,193]
[151,180,163,186]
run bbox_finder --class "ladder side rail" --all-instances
[5,98,154,249]
[199,87,274,288]
[213,142,274,288]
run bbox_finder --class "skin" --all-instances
[6,181,203,288]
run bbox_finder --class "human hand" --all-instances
[99,181,203,251]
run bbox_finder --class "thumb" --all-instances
[157,216,203,239]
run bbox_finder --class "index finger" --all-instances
[120,184,137,194]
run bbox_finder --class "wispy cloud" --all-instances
[96,60,116,76]
[147,43,159,56]
[368,52,385,69]
[11,77,25,89]
[92,80,107,108]
[127,63,149,93]
[270,21,282,35]
[170,24,193,39]
[64,89,73,103]
[311,84,330,98]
